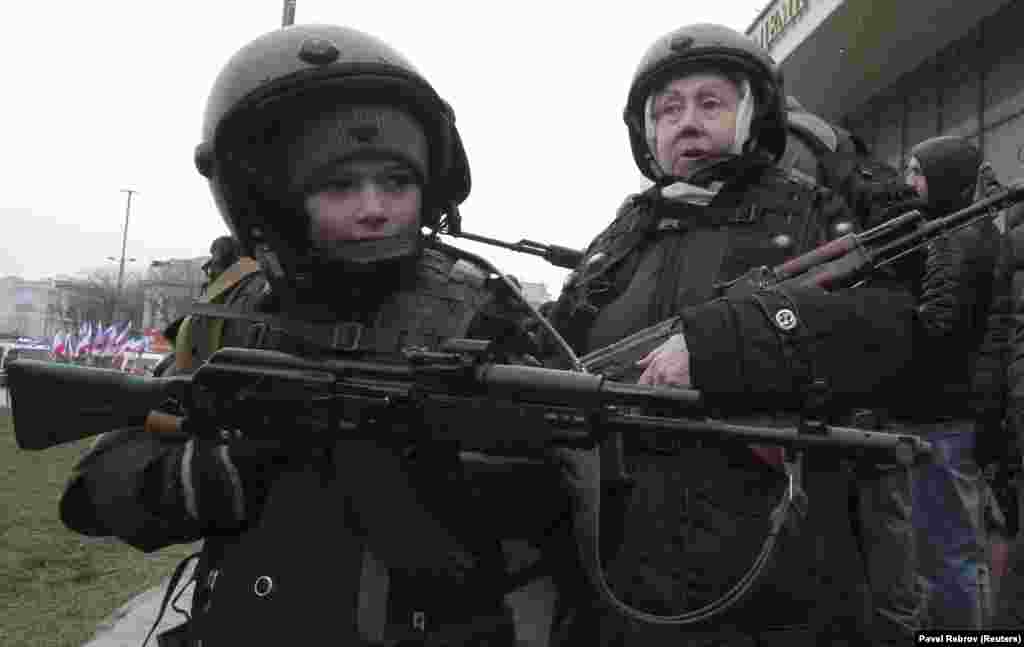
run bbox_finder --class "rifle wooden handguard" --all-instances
[145,410,185,435]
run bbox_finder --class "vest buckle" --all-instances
[730,204,760,224]
[331,322,363,351]
[246,323,268,349]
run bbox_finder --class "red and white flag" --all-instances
[51,331,66,357]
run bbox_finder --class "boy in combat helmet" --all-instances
[58,23,564,646]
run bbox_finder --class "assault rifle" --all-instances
[581,179,1024,378]
[10,340,933,629]
[8,339,930,465]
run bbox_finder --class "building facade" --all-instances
[0,277,61,338]
[0,256,212,339]
[748,0,1022,196]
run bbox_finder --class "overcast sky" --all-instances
[4,0,763,295]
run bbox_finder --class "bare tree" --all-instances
[55,267,146,329]
[143,259,206,330]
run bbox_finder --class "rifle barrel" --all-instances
[920,181,1024,238]
[605,413,930,465]
[872,182,1024,269]
[446,231,583,269]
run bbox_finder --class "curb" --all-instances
[83,561,195,647]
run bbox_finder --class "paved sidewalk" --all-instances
[83,562,194,647]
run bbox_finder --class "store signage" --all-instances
[752,0,808,52]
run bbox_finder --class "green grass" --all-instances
[0,412,197,647]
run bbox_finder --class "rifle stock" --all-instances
[7,360,184,450]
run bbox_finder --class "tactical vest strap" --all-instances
[188,303,375,353]
[184,248,494,358]
[175,258,262,372]
[654,203,762,232]
[206,257,261,301]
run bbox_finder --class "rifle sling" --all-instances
[561,445,802,627]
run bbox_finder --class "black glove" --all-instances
[169,432,297,534]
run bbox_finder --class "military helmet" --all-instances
[194,24,470,273]
[202,235,241,279]
[624,23,787,180]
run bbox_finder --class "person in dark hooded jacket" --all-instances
[990,180,1024,629]
[902,135,1000,628]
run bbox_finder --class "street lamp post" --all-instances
[111,189,138,321]
[282,0,296,26]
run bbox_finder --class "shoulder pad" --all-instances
[448,258,488,288]
[614,191,658,231]
[204,257,262,303]
[215,270,270,310]
[787,110,839,154]
[419,246,455,276]
[420,243,492,289]
[761,165,820,192]
[615,191,648,217]
[595,190,656,244]
[785,167,819,188]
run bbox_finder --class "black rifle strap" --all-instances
[558,444,803,627]
[140,551,200,647]
[188,303,374,353]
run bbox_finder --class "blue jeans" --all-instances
[912,423,989,628]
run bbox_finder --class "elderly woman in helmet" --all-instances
[547,23,933,646]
